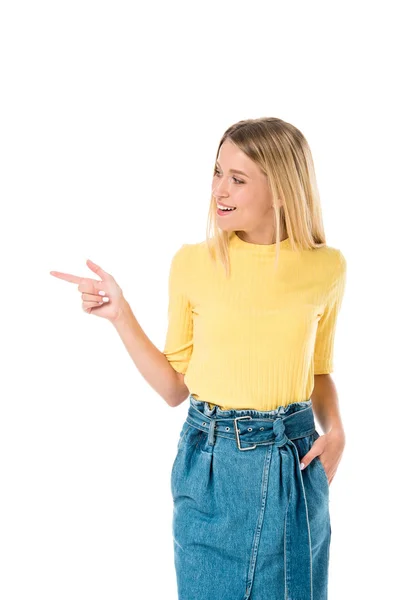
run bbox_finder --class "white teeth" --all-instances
[217,204,236,211]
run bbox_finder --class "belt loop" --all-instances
[207,418,216,446]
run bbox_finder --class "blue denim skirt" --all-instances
[170,395,331,600]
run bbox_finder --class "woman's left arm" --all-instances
[300,374,346,484]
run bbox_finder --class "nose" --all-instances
[212,176,231,198]
[213,185,228,198]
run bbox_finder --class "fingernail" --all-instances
[300,462,305,470]
[99,290,105,296]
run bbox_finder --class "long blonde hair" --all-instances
[205,117,327,277]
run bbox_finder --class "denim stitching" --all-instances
[284,483,293,600]
[243,445,273,599]
[177,423,191,450]
[315,456,330,490]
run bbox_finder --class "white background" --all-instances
[1,1,399,598]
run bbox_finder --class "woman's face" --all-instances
[212,139,277,236]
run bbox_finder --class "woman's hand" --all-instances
[50,259,126,323]
[300,428,346,485]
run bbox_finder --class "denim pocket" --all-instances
[171,422,190,477]
[176,421,191,451]
[314,455,330,488]
[171,422,202,500]
[311,430,330,489]
[171,423,190,494]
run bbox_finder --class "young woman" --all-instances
[163,118,347,599]
[50,117,347,600]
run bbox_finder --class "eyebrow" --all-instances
[215,160,249,178]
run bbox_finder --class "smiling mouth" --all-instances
[217,204,237,212]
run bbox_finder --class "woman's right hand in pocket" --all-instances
[50,259,126,323]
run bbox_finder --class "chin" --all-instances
[217,223,235,231]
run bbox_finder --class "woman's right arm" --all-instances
[112,299,190,407]
[50,257,190,407]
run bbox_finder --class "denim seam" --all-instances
[284,482,293,600]
[244,445,273,599]
[177,423,191,450]
[295,441,313,597]
[315,456,330,490]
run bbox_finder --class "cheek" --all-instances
[252,193,274,214]
[237,192,267,213]
[234,188,252,207]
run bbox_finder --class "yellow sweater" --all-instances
[163,231,347,411]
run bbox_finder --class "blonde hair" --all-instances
[205,117,327,277]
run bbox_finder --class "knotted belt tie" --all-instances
[186,402,316,600]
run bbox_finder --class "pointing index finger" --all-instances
[49,271,84,284]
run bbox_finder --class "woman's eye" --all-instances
[213,169,243,184]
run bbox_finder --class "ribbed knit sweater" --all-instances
[163,231,347,411]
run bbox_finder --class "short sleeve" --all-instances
[162,244,193,375]
[313,251,347,374]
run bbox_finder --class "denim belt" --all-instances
[186,401,317,599]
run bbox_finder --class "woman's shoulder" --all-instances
[168,240,207,275]
[308,244,346,289]
[314,243,346,271]
[170,240,205,259]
